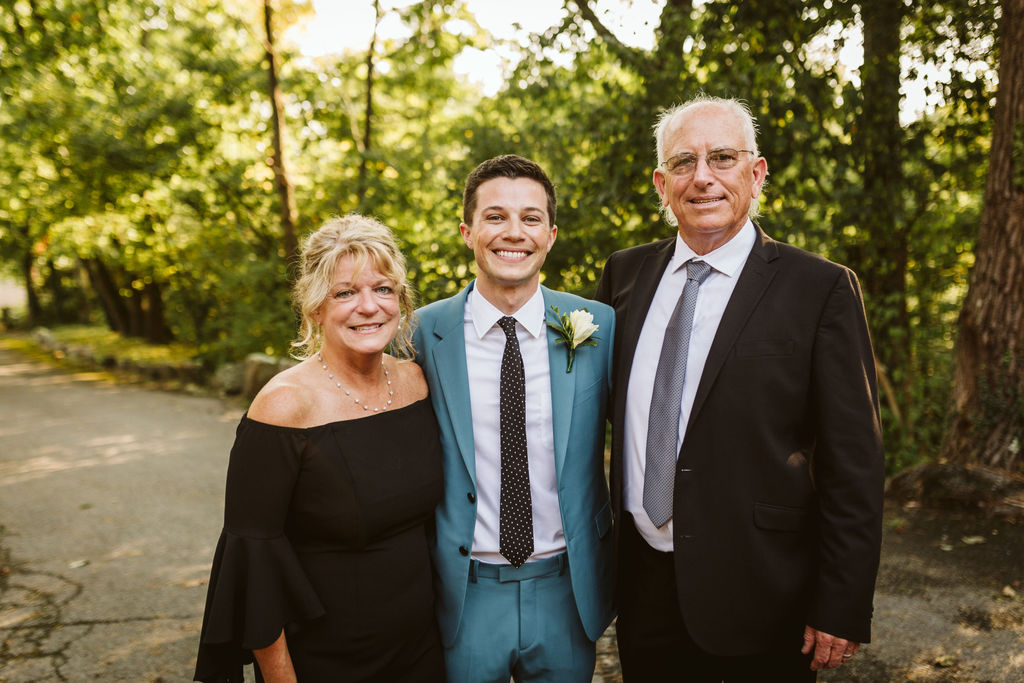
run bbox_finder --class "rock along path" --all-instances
[2,342,1023,682]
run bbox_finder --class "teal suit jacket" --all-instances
[412,282,616,647]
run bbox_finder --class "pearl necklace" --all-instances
[317,353,394,412]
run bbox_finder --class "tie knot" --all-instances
[687,260,713,284]
[497,316,518,338]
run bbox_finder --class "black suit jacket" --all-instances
[596,226,884,656]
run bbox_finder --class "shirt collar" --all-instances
[469,284,546,340]
[671,219,756,278]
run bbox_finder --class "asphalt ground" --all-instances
[2,341,1022,682]
[0,344,240,681]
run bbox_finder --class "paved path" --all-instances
[3,342,1022,682]
[0,344,625,682]
[0,344,241,681]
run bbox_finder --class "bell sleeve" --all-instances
[193,418,326,683]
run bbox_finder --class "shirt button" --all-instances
[459,545,469,556]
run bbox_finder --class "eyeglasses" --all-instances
[661,148,757,176]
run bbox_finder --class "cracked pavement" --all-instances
[0,344,241,681]
[2,341,1022,682]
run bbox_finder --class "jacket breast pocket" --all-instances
[753,502,809,533]
[736,339,795,358]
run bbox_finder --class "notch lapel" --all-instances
[687,230,779,430]
[544,289,576,477]
[429,288,477,484]
[615,238,675,413]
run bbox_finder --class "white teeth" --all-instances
[692,198,721,204]
[496,250,529,260]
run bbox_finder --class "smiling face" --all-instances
[654,103,767,254]
[461,176,557,311]
[315,254,400,361]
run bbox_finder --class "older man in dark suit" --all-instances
[596,95,885,682]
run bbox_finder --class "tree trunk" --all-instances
[858,0,912,434]
[142,281,173,344]
[22,250,41,326]
[356,0,380,203]
[263,0,299,275]
[126,288,144,339]
[942,0,1024,472]
[82,258,129,335]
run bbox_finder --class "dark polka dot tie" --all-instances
[497,316,533,568]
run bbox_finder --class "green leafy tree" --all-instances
[943,0,1024,471]
[493,0,998,470]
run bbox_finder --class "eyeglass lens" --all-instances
[664,149,749,175]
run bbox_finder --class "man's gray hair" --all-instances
[653,95,764,225]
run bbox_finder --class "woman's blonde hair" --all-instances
[291,214,417,359]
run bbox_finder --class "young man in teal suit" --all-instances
[412,155,615,682]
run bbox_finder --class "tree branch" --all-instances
[567,0,644,69]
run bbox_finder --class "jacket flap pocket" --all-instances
[753,502,808,532]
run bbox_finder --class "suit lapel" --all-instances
[430,284,477,483]
[610,240,675,421]
[617,238,675,407]
[688,228,779,430]
[543,288,575,477]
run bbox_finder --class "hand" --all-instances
[801,625,860,670]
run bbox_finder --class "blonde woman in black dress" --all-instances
[195,215,444,682]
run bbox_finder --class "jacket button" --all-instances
[459,545,469,556]
[467,492,476,503]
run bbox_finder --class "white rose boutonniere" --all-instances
[547,305,600,373]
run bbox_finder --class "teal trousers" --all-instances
[443,553,596,683]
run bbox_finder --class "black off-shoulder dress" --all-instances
[194,398,445,683]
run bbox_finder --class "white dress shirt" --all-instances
[624,221,756,551]
[465,286,564,564]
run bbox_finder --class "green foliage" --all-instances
[0,0,1002,474]
[42,325,196,365]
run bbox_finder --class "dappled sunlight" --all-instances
[0,423,36,438]
[0,356,113,385]
[91,623,203,679]
[217,408,246,423]
[103,543,146,560]
[0,605,42,629]
[0,361,46,376]
[0,429,229,485]
[0,429,192,486]
[162,562,215,589]
[9,370,117,386]
[82,434,138,449]
[0,451,144,486]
